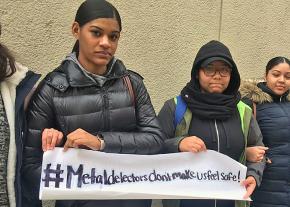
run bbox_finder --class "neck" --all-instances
[78,54,107,76]
[87,65,107,75]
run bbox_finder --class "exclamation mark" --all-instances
[238,171,240,183]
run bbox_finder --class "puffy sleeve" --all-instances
[101,72,165,154]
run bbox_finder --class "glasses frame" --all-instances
[201,65,232,77]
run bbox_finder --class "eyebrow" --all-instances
[272,70,290,75]
[90,26,120,33]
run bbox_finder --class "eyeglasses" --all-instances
[202,65,232,77]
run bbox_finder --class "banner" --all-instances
[40,148,249,201]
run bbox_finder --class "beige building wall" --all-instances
[0,1,289,206]
[1,0,289,111]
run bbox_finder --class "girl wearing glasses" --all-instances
[158,40,265,207]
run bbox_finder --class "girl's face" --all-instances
[198,60,231,94]
[72,18,120,74]
[265,62,290,96]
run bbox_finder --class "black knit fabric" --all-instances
[0,92,10,207]
[181,81,241,120]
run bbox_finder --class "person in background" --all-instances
[0,23,40,207]
[22,0,164,207]
[158,40,265,207]
[240,56,290,207]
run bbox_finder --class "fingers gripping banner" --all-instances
[40,148,249,200]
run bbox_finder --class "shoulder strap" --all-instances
[24,86,37,111]
[236,102,252,207]
[252,102,257,118]
[237,101,252,137]
[174,95,187,128]
[237,100,252,165]
[123,75,135,107]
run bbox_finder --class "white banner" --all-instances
[40,148,249,201]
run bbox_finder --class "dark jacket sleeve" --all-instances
[246,115,266,186]
[22,80,56,199]
[157,99,184,153]
[101,73,165,154]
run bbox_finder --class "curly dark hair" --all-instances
[0,23,16,82]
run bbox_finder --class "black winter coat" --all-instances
[158,98,264,207]
[158,40,265,207]
[241,81,290,207]
[22,58,164,207]
[15,71,40,207]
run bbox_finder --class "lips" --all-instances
[95,51,112,57]
[275,85,285,90]
[210,83,223,87]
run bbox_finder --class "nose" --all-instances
[212,70,222,78]
[99,35,110,48]
[278,75,286,82]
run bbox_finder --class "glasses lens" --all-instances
[220,67,231,76]
[203,65,231,77]
[203,66,215,76]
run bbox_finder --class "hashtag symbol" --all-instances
[42,164,64,188]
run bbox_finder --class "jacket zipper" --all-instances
[214,120,220,152]
[17,114,23,171]
[214,119,220,207]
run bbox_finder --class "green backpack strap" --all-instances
[236,101,252,207]
[175,108,192,137]
[235,200,251,207]
[162,199,181,207]
[237,101,252,165]
[163,98,192,207]
[174,97,192,137]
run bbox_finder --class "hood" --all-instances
[4,62,28,86]
[240,80,290,103]
[191,40,240,95]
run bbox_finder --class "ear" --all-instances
[196,68,201,79]
[72,22,80,39]
[264,73,267,81]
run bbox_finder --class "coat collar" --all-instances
[59,58,128,88]
[240,80,290,104]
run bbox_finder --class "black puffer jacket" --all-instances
[241,81,290,207]
[22,57,164,207]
